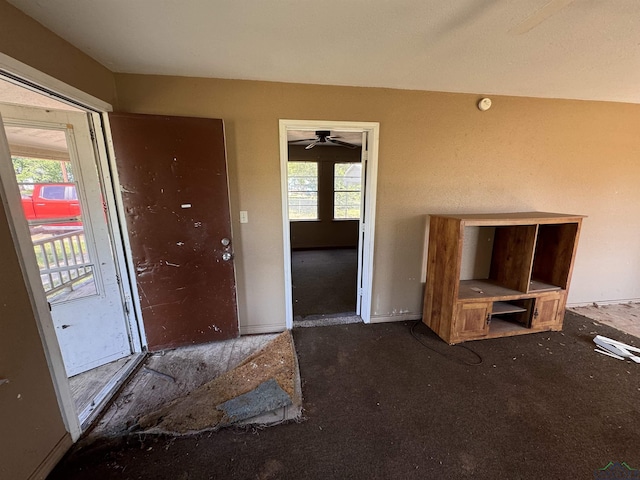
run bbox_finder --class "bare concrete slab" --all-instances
[294,313,362,328]
[568,302,640,338]
[69,356,131,417]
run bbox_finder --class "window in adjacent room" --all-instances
[334,162,362,220]
[287,161,318,220]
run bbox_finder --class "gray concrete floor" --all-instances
[68,356,131,417]
[568,302,640,338]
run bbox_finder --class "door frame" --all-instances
[95,112,147,351]
[279,119,379,327]
[0,55,145,440]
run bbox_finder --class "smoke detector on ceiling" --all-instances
[478,98,492,111]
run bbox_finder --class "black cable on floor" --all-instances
[410,321,483,366]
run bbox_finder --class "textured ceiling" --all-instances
[8,0,640,103]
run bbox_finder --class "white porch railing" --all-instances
[32,229,94,296]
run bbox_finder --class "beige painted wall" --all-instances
[0,200,70,479]
[115,74,640,330]
[0,0,116,105]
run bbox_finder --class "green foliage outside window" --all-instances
[12,156,74,196]
[334,163,361,219]
[287,161,318,220]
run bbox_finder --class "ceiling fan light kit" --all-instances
[288,130,359,150]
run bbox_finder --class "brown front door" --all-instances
[109,113,238,350]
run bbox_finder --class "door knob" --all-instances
[221,238,231,246]
[222,252,233,261]
[0,379,9,386]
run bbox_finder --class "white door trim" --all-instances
[278,119,379,328]
[0,53,112,112]
[92,112,147,350]
[355,131,368,317]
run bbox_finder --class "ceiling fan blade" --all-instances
[327,138,358,149]
[305,140,319,150]
[288,138,317,143]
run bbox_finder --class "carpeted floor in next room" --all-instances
[48,311,640,480]
[291,248,358,320]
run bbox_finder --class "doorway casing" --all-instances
[0,53,146,442]
[279,119,379,328]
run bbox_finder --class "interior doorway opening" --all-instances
[279,120,379,329]
[287,131,362,325]
[0,77,144,432]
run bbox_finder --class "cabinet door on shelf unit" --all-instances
[531,294,562,329]
[453,302,491,342]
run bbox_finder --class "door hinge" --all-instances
[359,288,364,296]
[123,301,130,316]
[89,128,96,141]
[362,150,368,161]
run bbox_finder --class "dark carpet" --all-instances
[291,248,357,318]
[48,312,640,479]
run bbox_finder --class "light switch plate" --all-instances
[240,211,248,224]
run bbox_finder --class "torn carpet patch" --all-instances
[217,378,292,424]
[137,330,299,434]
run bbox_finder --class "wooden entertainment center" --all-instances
[422,212,584,344]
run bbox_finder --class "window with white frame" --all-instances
[334,162,362,220]
[287,161,318,220]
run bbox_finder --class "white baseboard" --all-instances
[369,313,422,324]
[29,433,73,480]
[240,323,287,335]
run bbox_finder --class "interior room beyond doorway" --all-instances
[287,130,363,326]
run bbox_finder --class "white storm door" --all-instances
[0,104,131,377]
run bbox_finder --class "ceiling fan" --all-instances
[288,130,359,150]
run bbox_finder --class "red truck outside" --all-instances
[21,183,81,224]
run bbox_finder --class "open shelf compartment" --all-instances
[489,224,537,293]
[530,222,579,292]
[488,298,534,335]
[492,301,526,315]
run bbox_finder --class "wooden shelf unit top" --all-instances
[528,280,562,293]
[458,279,562,301]
[433,212,585,226]
[459,279,529,301]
